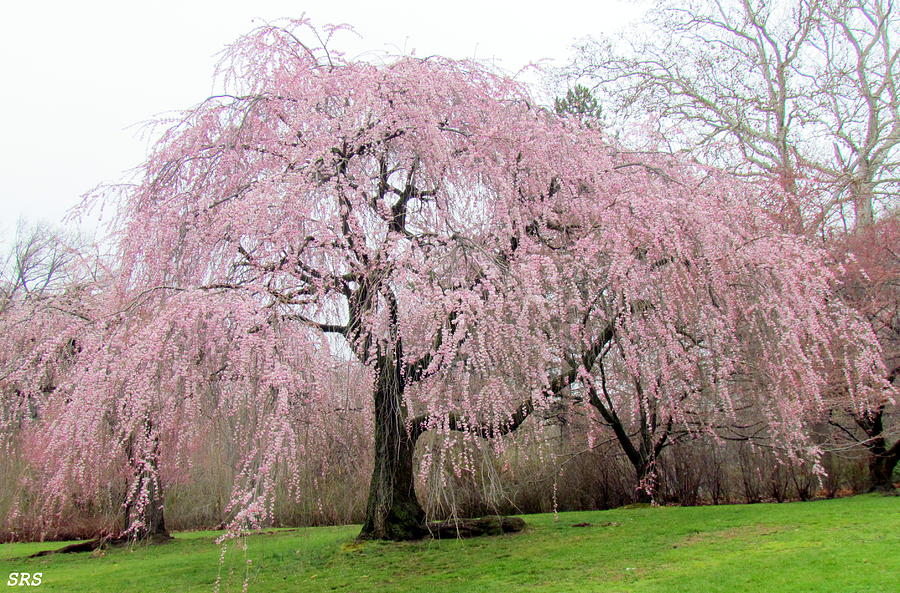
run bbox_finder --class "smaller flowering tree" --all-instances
[0,279,115,539]
[518,155,889,500]
[6,284,360,540]
[826,217,900,491]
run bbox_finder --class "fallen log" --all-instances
[426,516,525,539]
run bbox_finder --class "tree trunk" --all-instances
[633,459,659,504]
[851,175,875,228]
[124,429,170,541]
[585,380,662,505]
[358,354,427,540]
[867,446,899,493]
[124,474,169,540]
[855,406,899,493]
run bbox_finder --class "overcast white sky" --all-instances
[0,0,645,248]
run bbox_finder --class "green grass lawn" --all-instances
[1,494,897,593]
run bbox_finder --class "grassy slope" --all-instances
[0,494,896,593]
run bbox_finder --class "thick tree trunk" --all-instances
[358,354,427,541]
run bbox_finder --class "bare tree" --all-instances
[568,0,900,231]
[809,0,900,227]
[0,220,90,311]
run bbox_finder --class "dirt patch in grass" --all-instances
[676,524,785,547]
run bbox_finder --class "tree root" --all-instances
[29,532,172,557]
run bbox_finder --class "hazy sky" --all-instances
[0,0,645,247]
